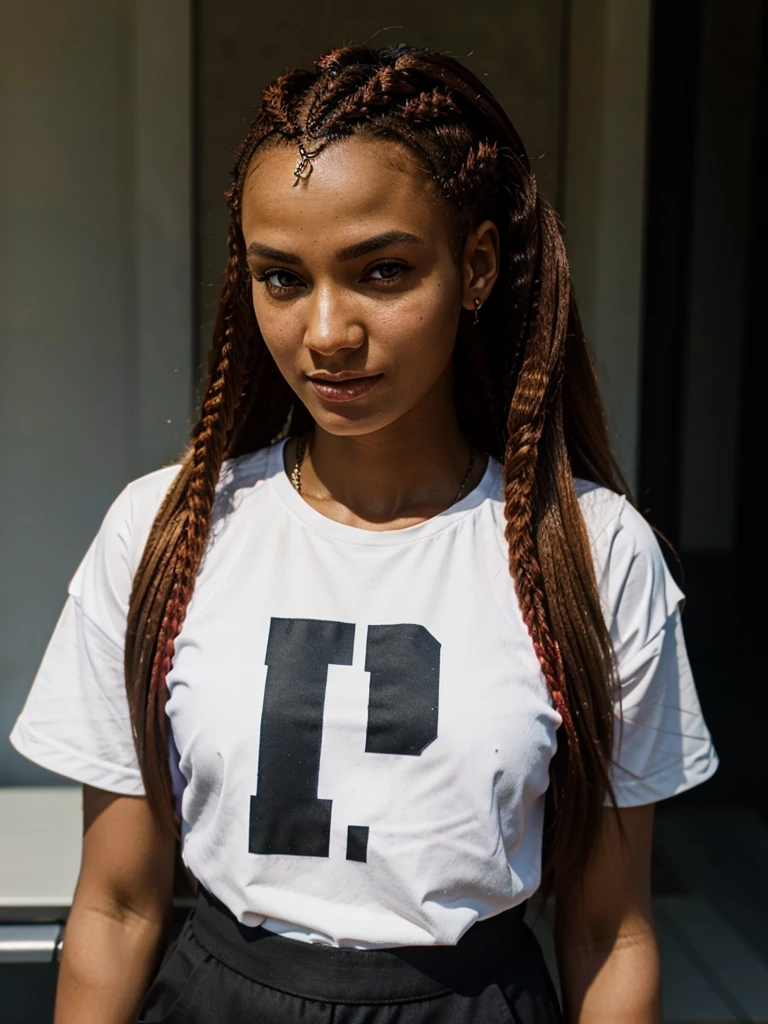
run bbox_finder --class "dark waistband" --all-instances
[192,886,529,1003]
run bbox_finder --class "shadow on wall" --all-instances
[673,552,766,815]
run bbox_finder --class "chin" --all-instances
[304,399,409,439]
[310,412,396,438]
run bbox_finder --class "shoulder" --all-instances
[485,466,656,565]
[70,445,275,596]
[91,463,183,585]
[486,467,682,635]
[574,478,637,548]
[574,479,671,581]
[573,478,684,642]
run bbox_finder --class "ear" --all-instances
[460,219,501,311]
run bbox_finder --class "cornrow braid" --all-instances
[303,58,377,139]
[439,139,503,203]
[260,68,317,138]
[324,67,422,132]
[395,50,526,160]
[401,86,461,124]
[314,44,378,75]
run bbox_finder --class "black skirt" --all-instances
[136,885,563,1023]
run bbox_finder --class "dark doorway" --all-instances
[639,0,767,814]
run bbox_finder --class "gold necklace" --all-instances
[290,435,476,506]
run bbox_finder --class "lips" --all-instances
[307,374,383,403]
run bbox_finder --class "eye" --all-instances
[365,261,409,284]
[255,269,305,295]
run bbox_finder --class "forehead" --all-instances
[241,136,450,244]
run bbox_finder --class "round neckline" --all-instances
[267,437,499,546]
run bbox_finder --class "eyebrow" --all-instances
[245,230,426,265]
[336,231,426,261]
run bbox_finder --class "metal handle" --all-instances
[0,923,64,963]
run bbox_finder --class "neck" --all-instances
[293,373,485,525]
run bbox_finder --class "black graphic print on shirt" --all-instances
[249,618,441,862]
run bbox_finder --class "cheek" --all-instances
[383,274,462,365]
[251,285,300,366]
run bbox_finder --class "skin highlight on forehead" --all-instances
[241,136,456,260]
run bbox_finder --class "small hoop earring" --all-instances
[473,296,482,325]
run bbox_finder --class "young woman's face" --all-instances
[240,137,473,437]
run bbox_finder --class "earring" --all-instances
[473,296,482,325]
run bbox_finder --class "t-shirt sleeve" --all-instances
[9,482,146,796]
[579,486,719,807]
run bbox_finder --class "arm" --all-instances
[54,784,176,1024]
[554,803,661,1024]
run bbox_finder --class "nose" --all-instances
[303,283,365,357]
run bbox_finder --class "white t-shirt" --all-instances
[10,439,718,947]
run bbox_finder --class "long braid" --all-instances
[127,217,254,822]
[501,190,582,832]
[504,418,577,754]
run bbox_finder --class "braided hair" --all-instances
[125,43,631,899]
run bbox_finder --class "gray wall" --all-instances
[0,0,193,785]
[563,0,651,490]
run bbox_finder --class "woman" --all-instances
[10,43,718,1023]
